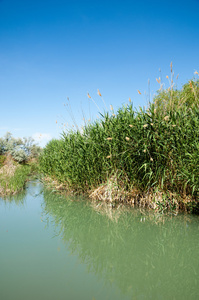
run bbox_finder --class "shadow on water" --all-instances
[42,188,199,299]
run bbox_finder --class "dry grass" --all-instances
[0,156,17,195]
[89,178,194,214]
[89,175,130,203]
[0,155,17,177]
[0,154,31,197]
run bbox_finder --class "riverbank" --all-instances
[39,78,199,214]
[0,155,39,197]
[2,77,199,214]
[0,133,41,197]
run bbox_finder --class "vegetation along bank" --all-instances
[39,74,199,214]
[0,133,41,196]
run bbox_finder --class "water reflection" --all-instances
[42,189,199,299]
[0,180,42,206]
[0,188,27,206]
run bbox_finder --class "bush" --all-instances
[11,148,28,163]
[0,132,41,163]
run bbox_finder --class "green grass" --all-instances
[8,165,31,193]
[0,164,31,196]
[39,77,199,213]
[0,155,6,168]
[0,159,41,196]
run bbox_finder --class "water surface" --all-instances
[0,182,199,300]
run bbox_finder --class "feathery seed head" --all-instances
[97,89,102,96]
[125,137,130,141]
[129,124,133,127]
[166,75,169,79]
[129,97,131,103]
[156,78,160,83]
[107,137,113,140]
[137,90,141,95]
[110,105,113,111]
[164,116,169,121]
[106,155,112,159]
[87,93,91,99]
[170,62,173,72]
[194,71,199,75]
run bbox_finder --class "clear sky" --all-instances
[0,0,199,146]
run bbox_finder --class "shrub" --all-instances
[0,132,41,163]
[11,148,28,163]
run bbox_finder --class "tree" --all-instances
[0,132,41,163]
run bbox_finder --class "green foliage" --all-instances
[0,133,41,195]
[11,147,28,163]
[0,165,31,196]
[8,165,31,193]
[0,155,6,167]
[181,79,199,107]
[153,79,199,113]
[0,138,4,155]
[39,78,199,212]
[0,132,41,163]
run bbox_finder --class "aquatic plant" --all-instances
[39,72,199,213]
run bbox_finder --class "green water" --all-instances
[0,182,199,300]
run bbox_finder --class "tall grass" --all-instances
[0,164,31,196]
[39,76,199,213]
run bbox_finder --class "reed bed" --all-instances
[40,77,199,213]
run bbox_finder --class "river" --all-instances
[0,181,199,300]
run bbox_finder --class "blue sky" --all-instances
[0,0,199,146]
